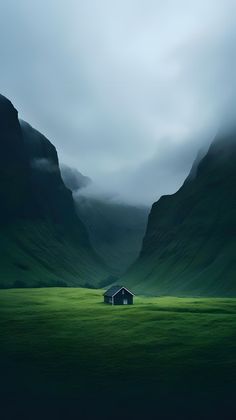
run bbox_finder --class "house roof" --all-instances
[104,285,135,297]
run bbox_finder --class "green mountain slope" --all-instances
[123,133,236,296]
[0,94,108,288]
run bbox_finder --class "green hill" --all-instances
[0,94,108,288]
[123,133,236,296]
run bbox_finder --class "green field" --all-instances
[1,288,236,419]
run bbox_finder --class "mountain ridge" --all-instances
[123,133,236,296]
[0,94,109,288]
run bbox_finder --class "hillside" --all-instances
[0,94,108,288]
[123,133,236,296]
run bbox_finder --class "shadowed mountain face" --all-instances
[123,133,236,296]
[0,96,30,221]
[0,94,108,288]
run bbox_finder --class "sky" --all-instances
[0,0,236,205]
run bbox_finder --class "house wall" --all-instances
[104,295,111,304]
[114,289,133,305]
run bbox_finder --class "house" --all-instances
[103,285,134,305]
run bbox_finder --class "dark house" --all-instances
[103,286,134,305]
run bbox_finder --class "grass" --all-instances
[0,221,108,288]
[1,288,236,419]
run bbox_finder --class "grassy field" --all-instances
[1,288,236,419]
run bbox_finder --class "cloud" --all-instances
[31,158,57,173]
[0,0,235,204]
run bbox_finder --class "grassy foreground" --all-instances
[1,288,236,419]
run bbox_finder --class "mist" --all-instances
[0,1,236,204]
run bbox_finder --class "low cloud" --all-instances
[31,158,57,173]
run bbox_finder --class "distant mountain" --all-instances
[123,133,236,296]
[60,162,149,276]
[60,164,91,191]
[0,94,108,288]
[75,195,149,275]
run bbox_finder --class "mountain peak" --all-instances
[0,94,18,116]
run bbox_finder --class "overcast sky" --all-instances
[0,0,235,205]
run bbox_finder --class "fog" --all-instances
[0,0,235,204]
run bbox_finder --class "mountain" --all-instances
[60,164,91,191]
[0,94,108,288]
[60,167,149,275]
[123,133,236,296]
[74,195,149,275]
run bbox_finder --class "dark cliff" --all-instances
[123,133,236,296]
[0,95,108,287]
